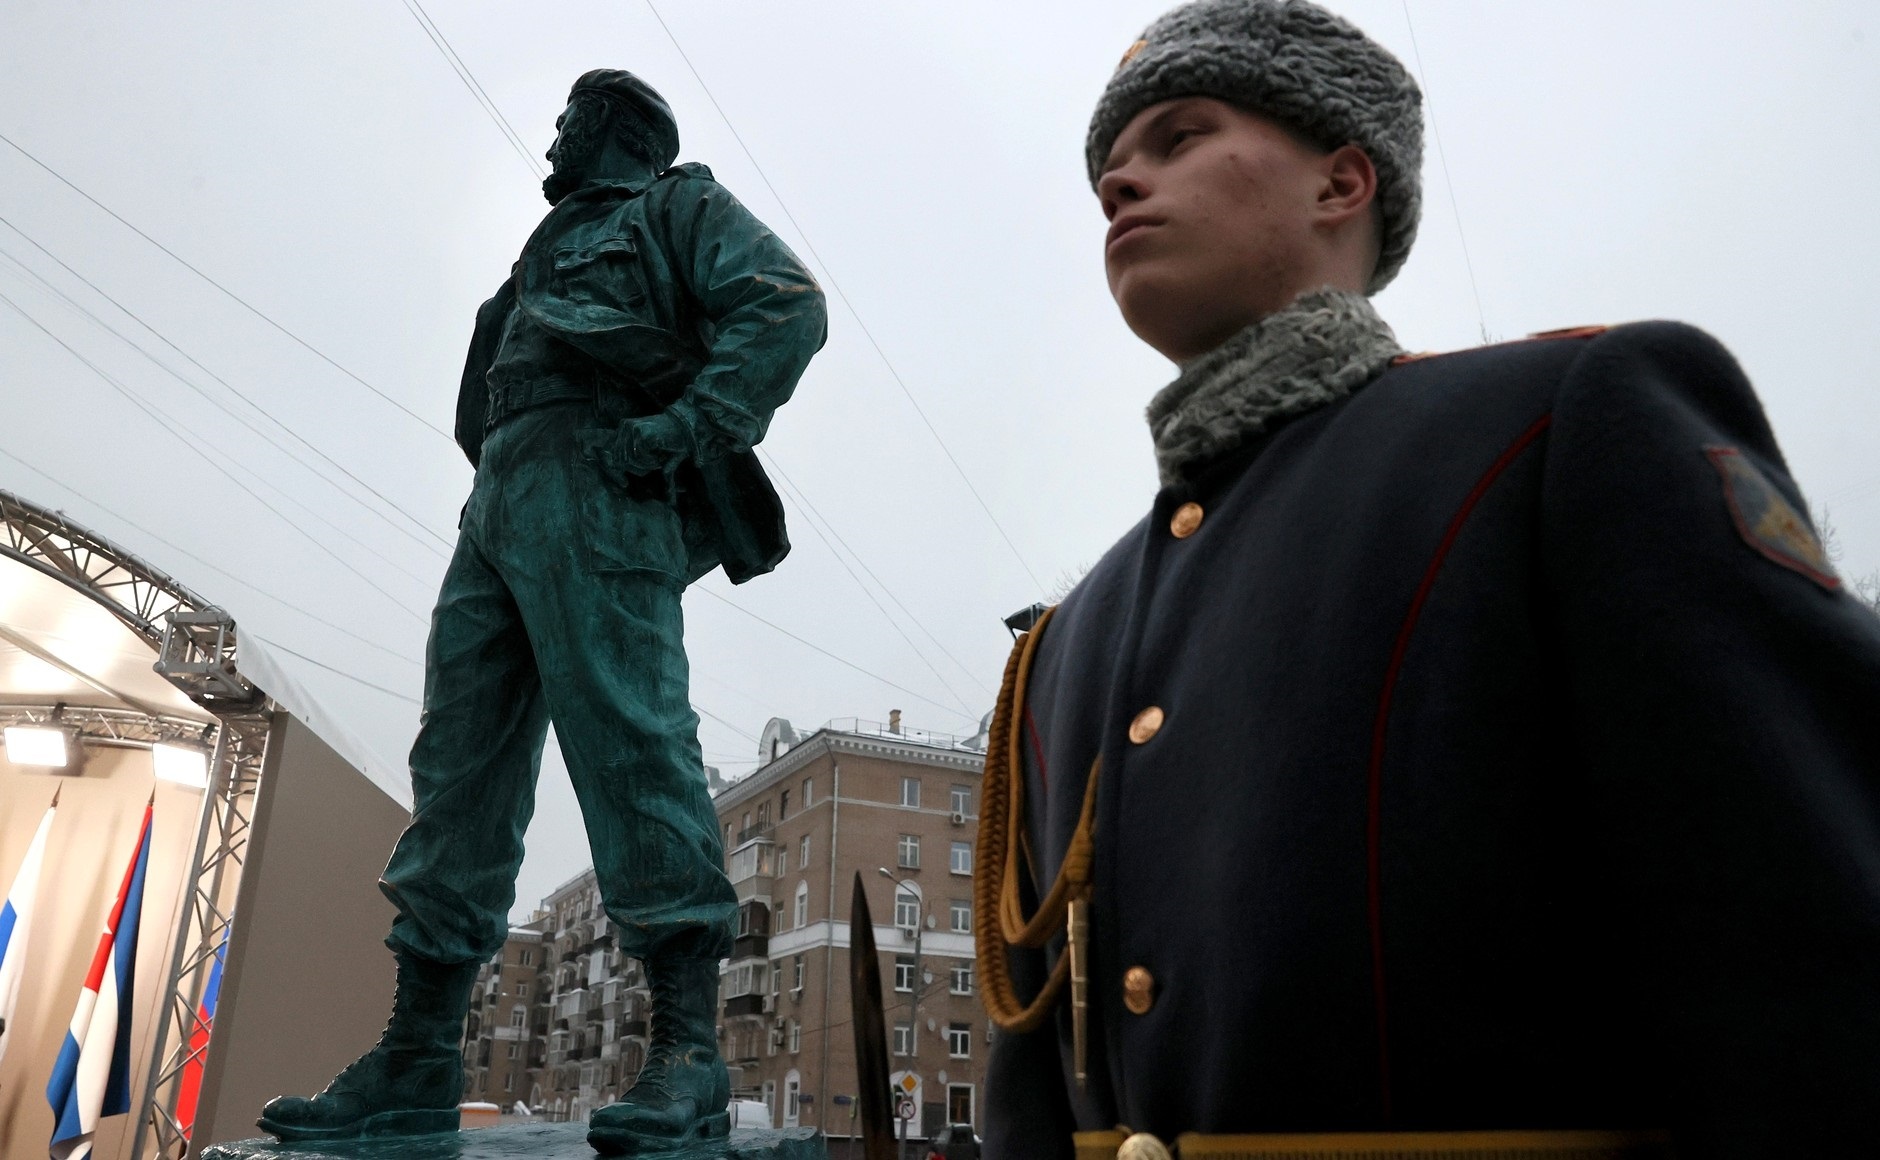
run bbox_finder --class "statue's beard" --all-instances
[542,168,584,204]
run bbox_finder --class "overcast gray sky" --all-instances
[3,1,1875,917]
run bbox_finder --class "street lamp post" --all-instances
[879,868,928,1160]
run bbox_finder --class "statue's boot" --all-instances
[588,955,730,1154]
[257,950,477,1141]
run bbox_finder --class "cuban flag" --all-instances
[172,920,229,1139]
[0,787,59,1066]
[47,800,152,1160]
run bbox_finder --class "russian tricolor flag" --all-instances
[0,787,59,1066]
[47,800,152,1160]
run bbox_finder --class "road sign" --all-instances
[895,1095,916,1121]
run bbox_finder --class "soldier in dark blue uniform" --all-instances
[974,3,1880,1158]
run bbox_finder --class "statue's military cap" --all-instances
[569,68,680,172]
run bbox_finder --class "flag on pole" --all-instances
[0,786,59,1066]
[47,800,152,1160]
[172,919,229,1139]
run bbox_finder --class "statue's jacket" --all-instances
[453,163,827,583]
[986,323,1880,1157]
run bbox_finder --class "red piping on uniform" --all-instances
[1024,705,1049,799]
[1366,412,1553,1122]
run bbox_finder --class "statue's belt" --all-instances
[1075,1128,1675,1160]
[484,374,602,430]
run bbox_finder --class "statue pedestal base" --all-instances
[201,1121,827,1160]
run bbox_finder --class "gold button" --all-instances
[1169,502,1204,538]
[1118,1133,1172,1160]
[1123,966,1155,1015]
[1127,706,1163,744]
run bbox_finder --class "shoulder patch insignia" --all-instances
[1705,445,1839,590]
[1526,324,1609,341]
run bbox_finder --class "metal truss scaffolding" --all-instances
[0,490,274,1160]
[132,706,272,1160]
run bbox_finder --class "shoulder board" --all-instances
[1389,324,1609,366]
[661,161,715,182]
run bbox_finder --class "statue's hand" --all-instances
[619,411,695,476]
[579,413,692,500]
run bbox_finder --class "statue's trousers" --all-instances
[381,401,736,965]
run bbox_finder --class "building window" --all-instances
[892,1023,913,1056]
[947,1022,971,1058]
[762,1080,776,1119]
[518,948,533,966]
[777,847,789,876]
[741,811,751,834]
[799,834,810,868]
[894,955,916,993]
[505,1072,515,1093]
[950,841,973,875]
[780,789,790,818]
[509,1005,526,1028]
[947,1083,974,1128]
[802,777,813,807]
[893,889,920,931]
[951,785,970,815]
[517,980,529,999]
[793,956,805,992]
[949,899,971,933]
[950,961,974,995]
[900,777,921,808]
[508,1041,521,1059]
[794,881,809,929]
[897,834,920,870]
[784,1072,801,1126]
[757,802,771,828]
[788,1019,801,1054]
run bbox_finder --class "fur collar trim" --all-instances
[1146,288,1402,487]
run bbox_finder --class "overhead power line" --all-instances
[0,444,419,666]
[693,586,972,724]
[0,287,432,624]
[395,0,547,181]
[0,214,456,554]
[762,448,994,700]
[0,129,457,443]
[0,237,453,570]
[252,635,422,703]
[640,0,1046,595]
[1399,1,1490,344]
[0,448,784,768]
[763,455,979,715]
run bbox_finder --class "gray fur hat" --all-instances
[1086,0,1424,293]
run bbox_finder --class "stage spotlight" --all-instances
[5,725,74,767]
[153,742,210,789]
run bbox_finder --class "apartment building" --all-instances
[713,713,989,1145]
[461,927,545,1111]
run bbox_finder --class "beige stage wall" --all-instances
[190,713,408,1154]
[0,713,410,1159]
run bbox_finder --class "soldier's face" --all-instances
[1098,98,1345,363]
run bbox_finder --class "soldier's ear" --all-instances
[1317,144,1379,228]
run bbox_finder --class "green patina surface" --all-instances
[204,1122,828,1160]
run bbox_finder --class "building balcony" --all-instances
[722,993,767,1019]
[731,933,769,960]
[619,1018,647,1039]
